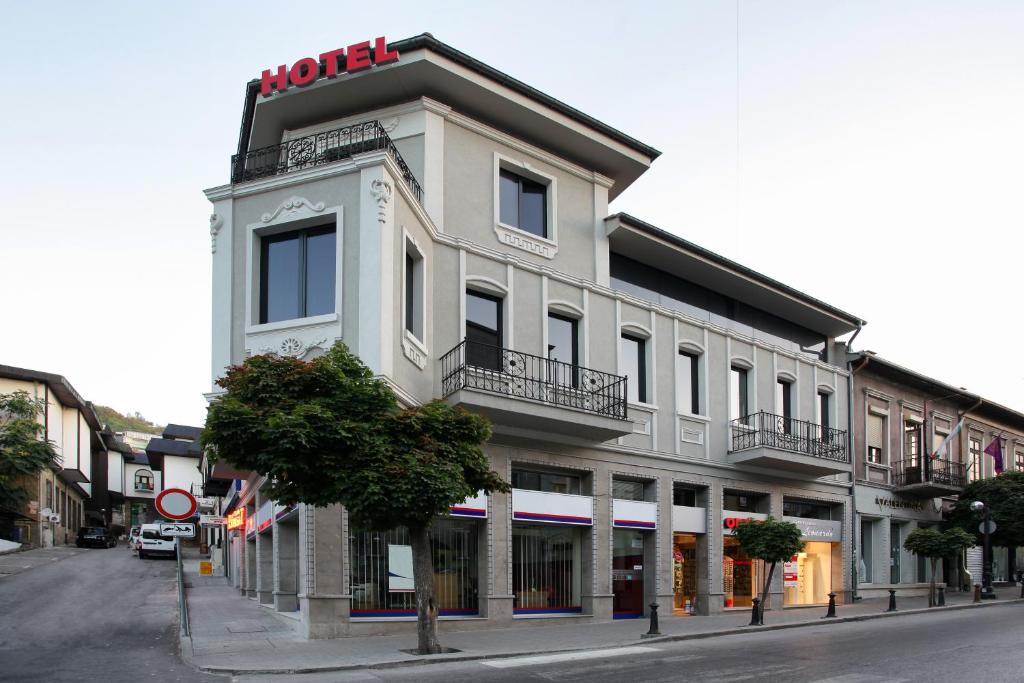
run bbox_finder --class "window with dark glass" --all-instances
[818,391,830,429]
[499,168,547,238]
[730,366,749,421]
[776,380,793,433]
[547,313,579,387]
[677,350,700,415]
[612,479,645,501]
[783,499,833,520]
[673,485,698,507]
[620,334,647,403]
[723,491,765,513]
[512,469,581,495]
[404,245,424,340]
[259,225,336,324]
[465,290,502,370]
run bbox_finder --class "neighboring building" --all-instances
[0,365,102,547]
[89,428,135,533]
[204,34,865,638]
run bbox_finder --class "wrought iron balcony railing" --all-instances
[892,457,966,489]
[230,120,424,203]
[440,340,628,420]
[730,411,849,463]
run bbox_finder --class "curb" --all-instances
[183,597,1024,676]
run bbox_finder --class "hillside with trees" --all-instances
[94,405,163,434]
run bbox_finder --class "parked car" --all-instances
[127,526,141,552]
[137,524,177,559]
[76,527,117,548]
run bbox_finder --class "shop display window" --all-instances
[512,524,582,613]
[612,529,645,618]
[723,535,762,608]
[673,533,698,615]
[783,541,833,606]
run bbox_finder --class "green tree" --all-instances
[732,517,804,624]
[0,391,60,514]
[902,527,974,607]
[93,405,164,434]
[947,472,1024,549]
[202,343,509,654]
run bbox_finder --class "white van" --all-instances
[138,524,177,559]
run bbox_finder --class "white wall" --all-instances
[163,455,203,495]
[107,453,124,494]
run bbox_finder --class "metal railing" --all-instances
[230,120,424,203]
[440,339,628,420]
[892,457,966,489]
[730,411,848,462]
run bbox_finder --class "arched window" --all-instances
[135,470,153,492]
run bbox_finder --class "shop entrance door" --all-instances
[890,522,901,584]
[613,529,644,618]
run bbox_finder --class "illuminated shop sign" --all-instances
[226,508,246,531]
[260,36,399,97]
[723,516,757,529]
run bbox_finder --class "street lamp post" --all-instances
[970,500,996,600]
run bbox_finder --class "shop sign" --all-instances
[784,516,842,541]
[722,511,768,534]
[260,36,400,97]
[387,544,414,592]
[226,508,245,531]
[200,515,226,526]
[874,496,923,511]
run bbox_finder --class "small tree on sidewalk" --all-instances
[733,517,803,624]
[903,527,975,607]
[0,391,60,516]
[202,342,509,654]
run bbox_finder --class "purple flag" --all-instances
[984,435,1004,474]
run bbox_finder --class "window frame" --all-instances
[499,168,548,239]
[677,349,701,416]
[730,365,750,422]
[492,153,558,258]
[620,333,649,404]
[402,233,426,345]
[547,312,580,387]
[255,220,338,325]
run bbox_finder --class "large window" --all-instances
[776,380,793,433]
[730,366,749,421]
[134,470,153,492]
[512,469,581,495]
[620,334,647,404]
[499,168,547,238]
[904,420,921,466]
[259,225,336,324]
[867,413,886,464]
[512,524,582,613]
[547,313,579,386]
[677,350,700,415]
[465,290,503,370]
[612,479,645,501]
[404,240,424,341]
[968,436,982,481]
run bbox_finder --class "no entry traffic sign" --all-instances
[156,488,198,521]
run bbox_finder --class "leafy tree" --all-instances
[202,342,509,654]
[903,527,974,607]
[0,391,60,514]
[732,517,804,624]
[947,472,1024,549]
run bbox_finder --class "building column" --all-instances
[653,476,674,617]
[767,491,785,611]
[486,480,513,623]
[274,516,299,612]
[298,503,347,639]
[585,471,613,620]
[707,482,725,614]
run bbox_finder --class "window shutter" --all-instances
[868,414,884,449]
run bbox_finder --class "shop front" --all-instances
[611,498,657,618]
[722,511,767,608]
[671,503,707,615]
[781,516,843,606]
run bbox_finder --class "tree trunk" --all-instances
[759,561,777,624]
[928,558,937,607]
[409,525,441,654]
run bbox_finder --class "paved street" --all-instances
[240,603,1024,683]
[0,546,222,682]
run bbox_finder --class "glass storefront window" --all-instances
[512,524,582,614]
[723,535,762,608]
[783,541,833,605]
[349,518,480,616]
[613,529,645,618]
[673,533,698,615]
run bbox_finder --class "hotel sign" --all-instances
[874,496,923,511]
[260,36,399,97]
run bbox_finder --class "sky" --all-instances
[1,1,1022,426]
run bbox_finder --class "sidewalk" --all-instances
[179,551,1024,675]
[0,545,82,576]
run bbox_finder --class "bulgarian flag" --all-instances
[931,418,964,460]
[984,434,1005,474]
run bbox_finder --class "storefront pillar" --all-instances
[766,493,785,611]
[274,514,299,612]
[585,475,613,620]
[255,491,274,605]
[486,487,513,622]
[708,483,725,614]
[298,503,348,639]
[244,502,256,598]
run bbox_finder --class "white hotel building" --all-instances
[204,34,864,638]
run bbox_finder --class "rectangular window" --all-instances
[968,437,982,482]
[1016,448,1024,471]
[817,392,830,431]
[612,479,645,501]
[776,380,793,433]
[512,524,582,613]
[465,290,502,370]
[259,225,336,324]
[673,485,698,507]
[677,351,700,415]
[512,469,581,495]
[499,168,547,238]
[620,334,647,404]
[867,413,886,464]
[730,366,749,422]
[904,420,921,466]
[404,243,424,340]
[547,313,579,387]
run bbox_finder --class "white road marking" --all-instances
[810,675,909,683]
[481,646,660,669]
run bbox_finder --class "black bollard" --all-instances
[822,592,837,618]
[642,602,661,638]
[748,597,762,626]
[886,589,897,612]
[937,586,945,607]
[974,584,981,603]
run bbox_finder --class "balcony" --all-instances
[134,482,154,493]
[440,340,631,441]
[893,458,966,497]
[230,120,423,203]
[728,411,850,477]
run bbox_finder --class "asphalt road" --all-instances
[244,602,1024,683]
[0,545,223,682]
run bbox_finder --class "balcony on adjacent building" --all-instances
[728,411,850,477]
[440,339,631,441]
[892,457,966,497]
[230,120,423,202]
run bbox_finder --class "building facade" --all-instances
[205,34,865,638]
